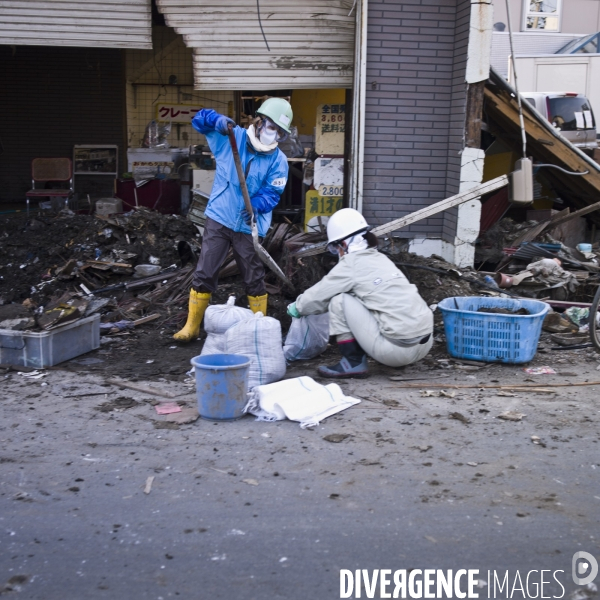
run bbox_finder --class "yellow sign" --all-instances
[304,190,343,233]
[315,103,346,155]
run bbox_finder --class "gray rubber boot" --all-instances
[317,340,369,379]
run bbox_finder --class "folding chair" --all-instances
[25,158,74,216]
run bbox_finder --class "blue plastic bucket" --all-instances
[190,354,251,421]
[438,296,549,364]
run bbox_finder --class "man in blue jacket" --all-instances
[174,98,292,342]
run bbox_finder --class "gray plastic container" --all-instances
[0,314,100,368]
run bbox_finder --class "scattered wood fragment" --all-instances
[391,381,600,389]
[144,476,155,494]
[106,378,178,398]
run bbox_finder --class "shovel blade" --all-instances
[251,221,294,289]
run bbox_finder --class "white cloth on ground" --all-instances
[245,376,360,428]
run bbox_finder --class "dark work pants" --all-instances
[192,217,266,296]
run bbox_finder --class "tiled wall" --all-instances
[125,27,234,152]
[443,0,471,243]
[363,0,470,239]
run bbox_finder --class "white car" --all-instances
[523,92,598,154]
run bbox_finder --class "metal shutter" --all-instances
[156,0,356,90]
[0,0,152,49]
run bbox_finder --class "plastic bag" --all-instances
[200,297,253,356]
[283,313,330,361]
[278,126,305,159]
[225,313,286,390]
[142,120,171,149]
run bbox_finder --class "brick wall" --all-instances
[0,45,125,203]
[363,0,471,239]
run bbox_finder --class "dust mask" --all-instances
[259,127,278,146]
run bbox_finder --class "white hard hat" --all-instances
[326,208,369,244]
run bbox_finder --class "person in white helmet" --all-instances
[287,208,433,378]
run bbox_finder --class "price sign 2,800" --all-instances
[318,185,344,197]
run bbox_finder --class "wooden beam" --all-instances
[546,198,600,227]
[293,175,509,257]
[465,81,486,149]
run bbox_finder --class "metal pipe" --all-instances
[349,0,368,212]
[356,0,368,214]
[505,0,527,159]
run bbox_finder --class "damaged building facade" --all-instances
[2,0,497,267]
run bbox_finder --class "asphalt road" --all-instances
[1,345,599,600]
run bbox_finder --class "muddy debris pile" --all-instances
[476,213,600,302]
[0,208,199,333]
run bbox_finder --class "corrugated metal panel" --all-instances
[491,32,582,78]
[156,0,355,90]
[0,0,152,49]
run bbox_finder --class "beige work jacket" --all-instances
[295,248,433,341]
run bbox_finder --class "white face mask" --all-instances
[259,127,278,146]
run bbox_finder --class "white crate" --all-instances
[0,314,100,368]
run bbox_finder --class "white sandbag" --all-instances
[245,376,361,428]
[204,296,253,334]
[224,313,286,390]
[201,296,253,356]
[200,332,225,356]
[283,313,330,361]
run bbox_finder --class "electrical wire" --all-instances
[534,164,590,176]
[256,0,271,51]
[505,0,527,159]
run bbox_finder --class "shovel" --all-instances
[227,124,294,290]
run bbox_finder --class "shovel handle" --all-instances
[227,124,255,218]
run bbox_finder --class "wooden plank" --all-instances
[293,175,509,257]
[547,199,600,227]
[465,82,486,149]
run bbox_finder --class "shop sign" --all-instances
[315,103,345,154]
[304,190,343,233]
[156,104,203,123]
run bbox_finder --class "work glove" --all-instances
[287,302,301,319]
[215,115,236,135]
[241,208,256,226]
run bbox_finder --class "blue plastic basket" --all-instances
[438,297,549,364]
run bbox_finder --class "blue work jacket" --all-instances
[192,109,289,237]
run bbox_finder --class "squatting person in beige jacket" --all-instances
[286,208,433,379]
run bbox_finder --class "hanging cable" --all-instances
[256,0,271,52]
[534,164,590,176]
[505,0,527,159]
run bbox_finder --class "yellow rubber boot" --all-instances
[173,290,211,342]
[248,293,268,315]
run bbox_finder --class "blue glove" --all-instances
[287,302,301,318]
[241,208,256,225]
[215,115,236,135]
